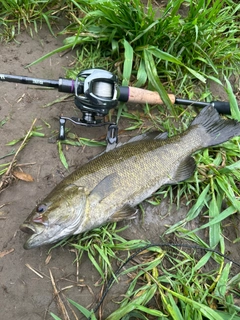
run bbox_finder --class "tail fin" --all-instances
[191,105,240,147]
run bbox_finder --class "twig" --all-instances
[42,94,73,108]
[0,248,14,258]
[0,203,9,209]
[25,263,44,278]
[16,162,36,167]
[5,118,37,176]
[49,269,70,320]
[0,119,37,192]
[70,249,79,283]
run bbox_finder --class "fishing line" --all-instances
[88,242,240,319]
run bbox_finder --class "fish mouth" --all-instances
[23,236,38,250]
[20,222,63,250]
[20,223,42,249]
[21,232,40,250]
[20,223,36,235]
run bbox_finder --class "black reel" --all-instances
[59,69,120,144]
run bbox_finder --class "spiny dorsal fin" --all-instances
[105,131,168,152]
[154,131,168,140]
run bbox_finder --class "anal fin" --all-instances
[109,205,138,222]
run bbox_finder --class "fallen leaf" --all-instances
[0,248,14,258]
[12,170,34,182]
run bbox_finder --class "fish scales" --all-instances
[20,106,240,249]
[58,128,200,195]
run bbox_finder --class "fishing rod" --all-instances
[0,69,235,143]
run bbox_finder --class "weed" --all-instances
[0,0,62,40]
[0,120,44,192]
[50,244,240,320]
[28,1,240,100]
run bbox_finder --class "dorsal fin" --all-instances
[105,131,168,152]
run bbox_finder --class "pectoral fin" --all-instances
[109,205,138,222]
[90,173,118,202]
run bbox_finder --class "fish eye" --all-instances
[36,204,48,213]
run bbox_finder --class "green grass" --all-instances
[0,0,62,40]
[1,0,240,319]
[27,0,240,101]
[0,124,44,178]
[50,242,240,320]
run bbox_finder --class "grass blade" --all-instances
[224,75,240,120]
[57,141,68,170]
[68,299,96,319]
[122,39,134,86]
[144,49,175,115]
[186,205,237,235]
[50,313,62,320]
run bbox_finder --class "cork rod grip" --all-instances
[128,87,176,105]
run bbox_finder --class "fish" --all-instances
[20,105,240,249]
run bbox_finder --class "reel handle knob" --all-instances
[59,118,66,140]
[107,124,118,144]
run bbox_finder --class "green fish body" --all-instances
[20,106,240,249]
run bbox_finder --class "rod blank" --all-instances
[0,73,59,88]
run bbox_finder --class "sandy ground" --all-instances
[0,25,240,320]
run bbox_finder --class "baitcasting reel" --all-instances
[59,68,121,144]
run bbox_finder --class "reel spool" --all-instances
[59,69,119,144]
[75,68,119,117]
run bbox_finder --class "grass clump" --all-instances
[54,0,239,99]
[0,0,63,40]
[26,0,240,112]
[50,244,240,320]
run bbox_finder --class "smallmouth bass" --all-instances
[20,106,240,249]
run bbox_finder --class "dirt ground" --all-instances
[0,26,240,320]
